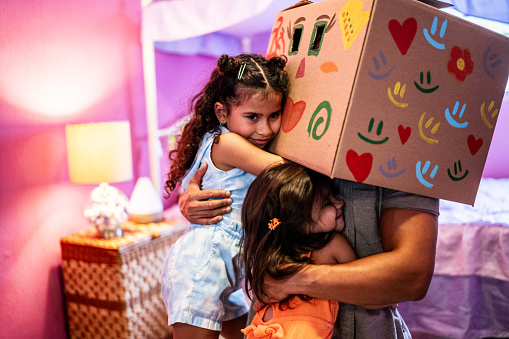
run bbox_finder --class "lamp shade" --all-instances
[66,121,133,184]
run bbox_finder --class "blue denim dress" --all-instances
[161,126,255,331]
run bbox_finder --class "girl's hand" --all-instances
[178,163,232,225]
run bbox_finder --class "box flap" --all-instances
[283,0,315,12]
[416,0,453,9]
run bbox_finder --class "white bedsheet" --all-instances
[400,178,509,338]
[436,178,509,281]
[439,178,509,226]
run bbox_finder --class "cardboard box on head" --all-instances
[267,0,509,205]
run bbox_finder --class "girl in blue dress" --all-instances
[161,53,289,339]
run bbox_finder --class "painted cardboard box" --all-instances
[267,0,509,205]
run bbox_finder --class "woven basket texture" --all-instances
[61,220,186,339]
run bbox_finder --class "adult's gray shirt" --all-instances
[333,179,439,339]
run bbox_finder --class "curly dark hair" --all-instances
[241,163,340,309]
[164,54,290,196]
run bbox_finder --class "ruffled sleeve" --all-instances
[241,323,284,338]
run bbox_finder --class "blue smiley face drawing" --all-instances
[423,16,447,50]
[445,101,469,128]
[416,160,439,188]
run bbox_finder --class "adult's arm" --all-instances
[259,207,438,307]
[178,163,232,225]
[179,133,285,224]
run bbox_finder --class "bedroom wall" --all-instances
[482,96,509,178]
[0,1,507,339]
[0,1,219,338]
[0,1,144,338]
[0,1,274,338]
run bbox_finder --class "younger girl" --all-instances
[241,163,357,339]
[161,54,289,339]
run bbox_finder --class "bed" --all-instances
[398,178,509,339]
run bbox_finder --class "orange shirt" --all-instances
[242,296,338,339]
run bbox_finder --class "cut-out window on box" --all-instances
[289,24,304,55]
[309,21,327,56]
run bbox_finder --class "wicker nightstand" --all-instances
[60,220,186,339]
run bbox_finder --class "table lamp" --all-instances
[128,176,163,224]
[66,121,133,239]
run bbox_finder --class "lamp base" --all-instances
[129,212,163,224]
[128,177,164,224]
[100,227,123,239]
[84,183,129,239]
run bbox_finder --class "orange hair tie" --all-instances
[268,218,282,231]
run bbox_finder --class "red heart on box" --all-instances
[398,125,411,145]
[281,98,306,133]
[389,18,417,55]
[467,134,483,155]
[346,150,373,183]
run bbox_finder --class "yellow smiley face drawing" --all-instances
[418,112,440,144]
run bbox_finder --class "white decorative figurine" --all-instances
[84,183,129,238]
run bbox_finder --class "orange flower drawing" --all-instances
[447,46,474,81]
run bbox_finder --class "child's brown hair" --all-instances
[164,54,289,196]
[241,163,340,308]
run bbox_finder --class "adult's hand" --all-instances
[251,274,293,311]
[254,273,396,312]
[178,163,232,225]
[256,269,395,310]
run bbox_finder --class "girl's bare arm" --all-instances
[311,233,356,265]
[211,132,284,175]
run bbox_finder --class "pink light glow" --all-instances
[0,37,125,119]
[0,2,135,121]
